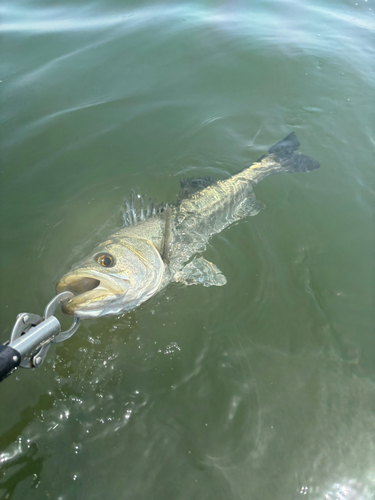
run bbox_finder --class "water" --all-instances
[1,0,374,498]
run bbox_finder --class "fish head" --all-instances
[56,236,164,319]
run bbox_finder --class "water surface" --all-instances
[1,0,374,499]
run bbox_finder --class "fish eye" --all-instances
[95,253,115,267]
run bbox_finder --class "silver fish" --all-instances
[56,132,319,318]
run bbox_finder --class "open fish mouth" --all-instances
[56,272,125,317]
[57,276,101,295]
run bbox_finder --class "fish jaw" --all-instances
[56,271,128,319]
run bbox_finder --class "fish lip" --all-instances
[56,270,124,296]
[61,299,105,318]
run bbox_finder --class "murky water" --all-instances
[1,1,374,499]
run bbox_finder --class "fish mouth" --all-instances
[56,272,125,318]
[57,276,101,295]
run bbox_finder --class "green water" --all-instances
[1,0,374,499]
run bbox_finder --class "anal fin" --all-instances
[174,257,227,287]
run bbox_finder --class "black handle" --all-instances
[0,344,21,381]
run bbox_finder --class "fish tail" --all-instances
[246,132,320,183]
[268,132,320,173]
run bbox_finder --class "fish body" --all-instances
[57,132,319,318]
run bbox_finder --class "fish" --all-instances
[56,132,319,319]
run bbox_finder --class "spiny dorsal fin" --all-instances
[121,190,167,227]
[161,205,172,264]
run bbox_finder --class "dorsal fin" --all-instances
[121,190,167,227]
[121,177,218,227]
[122,176,219,227]
[161,205,172,264]
[178,177,217,202]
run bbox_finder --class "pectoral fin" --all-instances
[234,196,265,218]
[174,257,227,287]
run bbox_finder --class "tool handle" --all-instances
[0,344,21,381]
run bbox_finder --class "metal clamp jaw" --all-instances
[1,292,80,380]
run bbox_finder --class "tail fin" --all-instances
[269,132,320,173]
